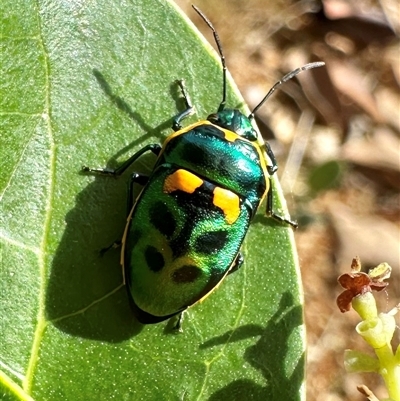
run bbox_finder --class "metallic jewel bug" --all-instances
[83,6,324,329]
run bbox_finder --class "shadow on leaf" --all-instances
[202,292,304,401]
[45,72,185,342]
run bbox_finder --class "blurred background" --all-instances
[173,0,399,400]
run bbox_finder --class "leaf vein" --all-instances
[22,0,57,394]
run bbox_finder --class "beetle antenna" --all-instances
[248,61,325,120]
[192,5,227,112]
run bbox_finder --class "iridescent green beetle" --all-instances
[83,6,324,327]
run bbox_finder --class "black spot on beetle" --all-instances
[149,201,176,238]
[145,245,165,272]
[181,141,208,166]
[172,265,202,284]
[194,230,228,254]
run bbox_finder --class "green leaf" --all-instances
[0,0,303,400]
[308,160,344,193]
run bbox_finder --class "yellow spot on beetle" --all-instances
[223,129,240,142]
[163,169,203,194]
[213,187,240,224]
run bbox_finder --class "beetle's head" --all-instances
[207,109,258,141]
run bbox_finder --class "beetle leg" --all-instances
[99,240,122,256]
[172,311,185,332]
[263,142,297,227]
[264,142,278,175]
[266,185,298,228]
[172,80,195,131]
[97,173,149,257]
[82,143,161,176]
[228,252,244,275]
[127,172,149,213]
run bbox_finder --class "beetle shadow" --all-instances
[46,72,187,342]
[92,69,189,162]
[200,292,305,400]
[46,168,144,341]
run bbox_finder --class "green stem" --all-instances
[375,345,400,401]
